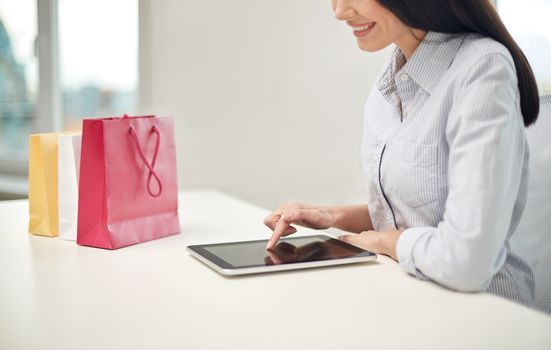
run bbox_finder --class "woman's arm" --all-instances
[395,53,526,291]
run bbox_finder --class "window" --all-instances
[498,0,551,94]
[0,0,37,159]
[59,0,138,130]
[0,0,138,197]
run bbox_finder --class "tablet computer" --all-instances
[187,234,377,276]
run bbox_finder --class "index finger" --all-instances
[266,216,290,250]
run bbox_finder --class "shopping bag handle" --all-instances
[129,125,163,197]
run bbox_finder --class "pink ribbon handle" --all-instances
[128,125,163,197]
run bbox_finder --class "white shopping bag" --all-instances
[57,133,81,241]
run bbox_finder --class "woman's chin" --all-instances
[357,40,388,53]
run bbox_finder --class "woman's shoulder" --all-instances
[453,33,515,72]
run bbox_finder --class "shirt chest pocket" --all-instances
[385,141,440,208]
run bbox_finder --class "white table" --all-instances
[1,190,550,350]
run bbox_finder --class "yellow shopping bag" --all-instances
[28,132,78,237]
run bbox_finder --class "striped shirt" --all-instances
[362,31,534,306]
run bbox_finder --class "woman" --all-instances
[264,0,539,307]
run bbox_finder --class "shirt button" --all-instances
[400,74,409,82]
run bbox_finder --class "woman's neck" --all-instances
[395,29,428,60]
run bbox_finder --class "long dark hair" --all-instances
[378,0,539,126]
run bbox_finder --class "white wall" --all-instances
[140,0,391,209]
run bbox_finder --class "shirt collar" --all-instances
[377,31,467,95]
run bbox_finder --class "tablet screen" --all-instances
[192,235,374,269]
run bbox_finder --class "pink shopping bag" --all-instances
[77,115,180,249]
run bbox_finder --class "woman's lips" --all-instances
[352,23,376,38]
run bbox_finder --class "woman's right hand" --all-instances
[263,202,335,250]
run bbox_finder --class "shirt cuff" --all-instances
[396,227,431,279]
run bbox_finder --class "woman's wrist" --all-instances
[381,230,403,261]
[325,206,342,229]
[325,205,372,233]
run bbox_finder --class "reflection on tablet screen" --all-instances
[203,236,367,268]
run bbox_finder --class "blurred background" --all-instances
[0,0,550,208]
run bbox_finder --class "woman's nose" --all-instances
[333,0,356,21]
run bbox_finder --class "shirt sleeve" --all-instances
[395,53,527,292]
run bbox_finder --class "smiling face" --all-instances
[332,0,424,57]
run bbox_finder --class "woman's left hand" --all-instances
[338,230,403,261]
